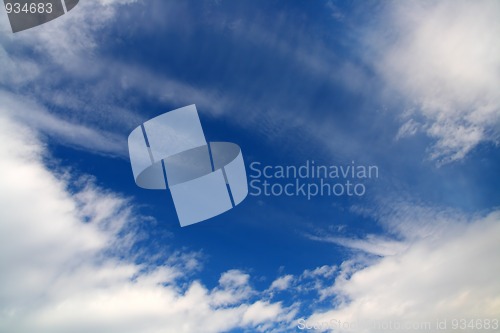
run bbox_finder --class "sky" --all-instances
[0,0,499,332]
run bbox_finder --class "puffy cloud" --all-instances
[210,270,254,306]
[0,113,292,332]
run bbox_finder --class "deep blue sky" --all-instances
[1,0,499,332]
[42,0,497,298]
[40,0,499,308]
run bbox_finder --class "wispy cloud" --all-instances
[0,91,127,156]
[1,0,377,162]
[305,233,407,257]
[4,0,497,167]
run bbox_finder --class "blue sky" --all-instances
[0,1,499,332]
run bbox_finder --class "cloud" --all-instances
[0,0,243,157]
[6,0,496,168]
[301,206,500,332]
[0,90,127,156]
[270,275,294,291]
[0,113,294,333]
[210,270,254,306]
[0,0,145,157]
[366,0,500,163]
[0,47,40,86]
[301,265,337,280]
[305,234,407,257]
[1,0,376,161]
[2,2,498,332]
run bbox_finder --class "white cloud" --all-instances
[0,47,40,86]
[0,113,294,332]
[0,0,144,157]
[306,234,407,257]
[210,270,254,306]
[0,90,127,156]
[1,0,375,161]
[302,207,500,332]
[270,275,294,291]
[367,0,500,163]
[0,0,240,157]
[242,300,284,325]
[301,265,337,280]
[395,118,420,140]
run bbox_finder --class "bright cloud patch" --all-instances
[368,0,500,163]
[0,114,293,333]
[303,210,500,332]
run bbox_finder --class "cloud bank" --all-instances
[0,113,295,333]
[302,205,500,332]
